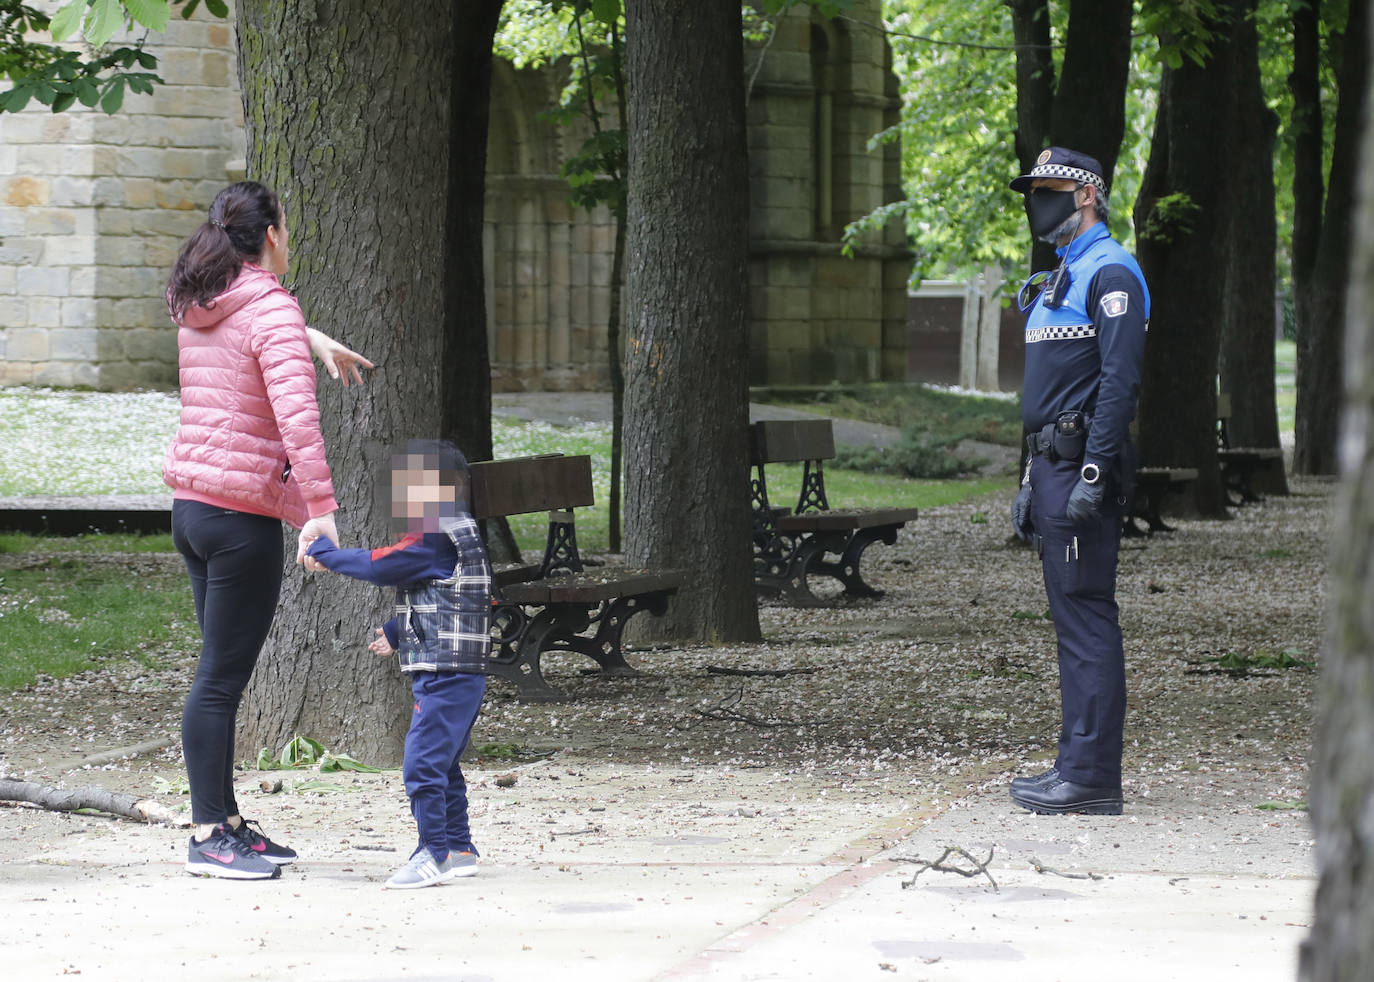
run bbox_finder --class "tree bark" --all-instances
[1294,0,1370,476]
[1008,0,1133,272]
[0,779,186,826]
[1301,8,1374,974]
[440,0,519,562]
[622,0,760,641]
[1050,0,1132,186]
[1133,8,1236,518]
[1007,0,1056,273]
[1218,0,1288,494]
[236,2,453,766]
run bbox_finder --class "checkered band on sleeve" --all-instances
[1025,323,1097,344]
[1029,164,1107,195]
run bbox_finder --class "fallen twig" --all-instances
[0,778,187,826]
[694,687,835,728]
[705,665,820,678]
[898,845,998,892]
[1029,855,1104,880]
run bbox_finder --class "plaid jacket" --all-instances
[390,515,492,674]
[306,514,492,674]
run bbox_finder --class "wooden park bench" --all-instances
[470,454,685,701]
[1216,393,1283,505]
[749,418,919,606]
[1125,467,1198,537]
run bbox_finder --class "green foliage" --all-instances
[1138,191,1202,245]
[850,2,1162,283]
[832,428,974,479]
[757,381,1023,445]
[0,0,225,115]
[1204,647,1314,674]
[254,733,384,773]
[1256,799,1308,811]
[1138,0,1224,69]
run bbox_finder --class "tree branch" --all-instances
[0,778,187,826]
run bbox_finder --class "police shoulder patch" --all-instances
[1100,291,1129,318]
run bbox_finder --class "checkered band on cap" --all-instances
[1027,162,1107,195]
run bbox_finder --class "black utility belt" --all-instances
[1027,410,1089,462]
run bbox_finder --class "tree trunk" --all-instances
[1050,0,1132,186]
[236,2,453,766]
[1218,0,1288,494]
[440,0,519,562]
[1294,0,1370,476]
[1301,10,1374,974]
[1133,11,1234,518]
[1007,0,1056,273]
[622,0,760,641]
[1009,0,1132,272]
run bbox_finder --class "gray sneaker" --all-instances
[384,847,453,889]
[448,850,478,878]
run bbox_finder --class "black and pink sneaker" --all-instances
[232,819,297,865]
[185,823,280,880]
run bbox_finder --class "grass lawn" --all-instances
[1275,339,1296,439]
[0,536,197,690]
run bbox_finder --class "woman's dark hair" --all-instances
[166,181,282,321]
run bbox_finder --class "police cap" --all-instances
[1010,146,1108,196]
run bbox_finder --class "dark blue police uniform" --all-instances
[1021,220,1149,793]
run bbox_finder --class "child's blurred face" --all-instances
[391,453,455,532]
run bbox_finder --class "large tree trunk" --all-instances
[1133,17,1233,517]
[622,0,760,642]
[440,0,519,562]
[1049,0,1132,184]
[1301,9,1374,975]
[1007,0,1056,274]
[1218,0,1288,494]
[236,2,453,766]
[1008,0,1133,273]
[1294,0,1370,476]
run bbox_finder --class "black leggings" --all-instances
[173,500,284,824]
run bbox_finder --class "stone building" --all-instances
[0,3,909,391]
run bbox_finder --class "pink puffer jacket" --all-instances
[163,263,337,529]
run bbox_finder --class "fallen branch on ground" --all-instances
[1029,855,1104,880]
[694,687,835,728]
[705,665,820,678]
[0,778,187,826]
[898,845,998,892]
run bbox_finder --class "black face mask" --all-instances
[1026,188,1079,239]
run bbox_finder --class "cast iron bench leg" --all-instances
[810,525,897,598]
[754,533,826,607]
[488,605,571,702]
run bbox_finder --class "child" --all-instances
[304,439,492,889]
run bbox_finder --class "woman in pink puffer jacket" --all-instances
[165,180,371,881]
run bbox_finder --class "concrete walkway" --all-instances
[0,766,1311,981]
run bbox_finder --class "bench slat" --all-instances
[501,568,687,604]
[776,507,919,533]
[470,455,594,518]
[750,419,835,464]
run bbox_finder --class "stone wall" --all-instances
[0,2,908,392]
[745,4,909,385]
[0,2,242,388]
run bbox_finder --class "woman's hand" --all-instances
[297,513,338,565]
[306,327,374,387]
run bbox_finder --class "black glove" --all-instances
[1011,483,1034,542]
[1065,475,1105,526]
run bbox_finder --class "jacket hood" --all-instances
[176,263,281,330]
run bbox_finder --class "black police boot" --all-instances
[1010,778,1123,816]
[1010,766,1059,793]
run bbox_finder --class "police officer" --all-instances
[1007,147,1149,815]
